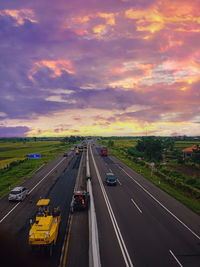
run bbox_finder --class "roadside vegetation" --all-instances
[0,136,84,199]
[98,136,200,215]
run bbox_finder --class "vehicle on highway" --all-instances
[8,186,28,201]
[28,198,61,256]
[105,173,117,186]
[100,146,108,156]
[70,191,90,213]
[78,145,83,152]
[63,152,68,157]
[75,148,79,155]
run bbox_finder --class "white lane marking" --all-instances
[131,198,142,214]
[0,202,20,223]
[121,168,200,241]
[117,179,122,185]
[91,147,134,267]
[0,157,65,223]
[28,157,65,194]
[109,168,112,172]
[169,250,183,267]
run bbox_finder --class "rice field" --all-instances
[0,141,62,169]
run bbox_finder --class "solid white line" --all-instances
[117,179,122,185]
[169,250,183,267]
[28,157,65,194]
[0,202,20,223]
[131,198,142,214]
[91,148,134,267]
[121,168,200,241]
[0,157,65,224]
[109,168,112,172]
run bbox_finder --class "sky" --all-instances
[0,0,200,137]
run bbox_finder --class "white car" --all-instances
[8,186,28,201]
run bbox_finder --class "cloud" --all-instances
[0,9,37,26]
[0,126,30,137]
[1,0,200,136]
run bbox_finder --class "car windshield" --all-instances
[108,175,115,181]
[10,190,20,195]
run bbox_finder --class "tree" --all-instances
[136,137,163,162]
[191,145,200,165]
[108,139,114,147]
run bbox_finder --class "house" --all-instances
[183,145,200,159]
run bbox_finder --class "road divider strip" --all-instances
[91,148,134,267]
[87,145,101,267]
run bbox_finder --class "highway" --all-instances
[90,143,200,267]
[0,142,200,267]
[0,150,82,267]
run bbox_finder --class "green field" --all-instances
[174,141,199,151]
[0,141,72,198]
[99,139,200,215]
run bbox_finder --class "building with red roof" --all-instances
[183,145,200,159]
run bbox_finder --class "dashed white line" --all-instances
[169,250,183,267]
[131,198,142,214]
[28,157,65,194]
[0,202,20,223]
[0,157,66,223]
[117,179,122,185]
[121,168,200,241]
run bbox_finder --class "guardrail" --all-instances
[87,145,101,267]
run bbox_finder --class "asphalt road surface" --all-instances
[0,150,82,267]
[90,143,200,267]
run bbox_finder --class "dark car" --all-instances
[70,191,90,213]
[105,173,117,186]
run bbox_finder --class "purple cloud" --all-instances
[0,126,30,137]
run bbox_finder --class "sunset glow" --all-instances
[0,0,200,137]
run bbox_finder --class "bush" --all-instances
[186,178,197,185]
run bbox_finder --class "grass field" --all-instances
[0,141,63,168]
[98,139,200,215]
[0,141,72,199]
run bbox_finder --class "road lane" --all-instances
[91,144,200,267]
[0,150,82,267]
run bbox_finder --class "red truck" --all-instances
[100,146,108,156]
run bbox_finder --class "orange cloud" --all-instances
[97,12,116,25]
[93,24,107,37]
[162,58,200,85]
[108,66,127,76]
[125,2,200,37]
[29,59,75,80]
[0,9,37,26]
[67,12,116,38]
[74,28,88,36]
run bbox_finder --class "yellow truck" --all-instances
[28,199,61,256]
[75,148,79,155]
[78,145,83,152]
